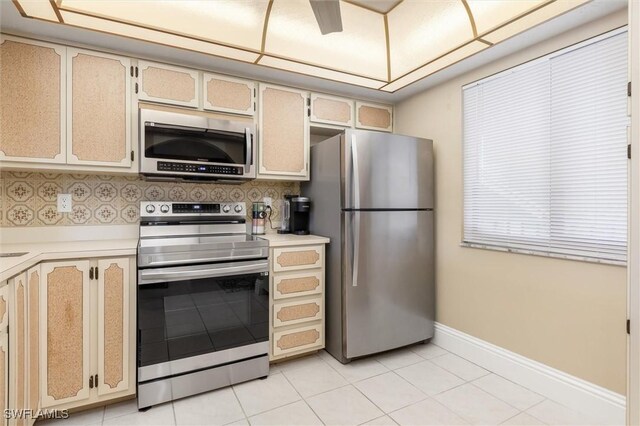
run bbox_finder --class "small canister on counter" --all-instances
[252,202,266,235]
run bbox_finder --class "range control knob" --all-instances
[222,204,231,213]
[145,204,156,214]
[160,204,170,213]
[234,204,243,213]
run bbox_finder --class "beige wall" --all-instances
[395,10,628,394]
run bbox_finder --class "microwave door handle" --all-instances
[245,128,252,169]
[148,123,207,133]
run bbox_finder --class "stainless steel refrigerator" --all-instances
[302,129,434,363]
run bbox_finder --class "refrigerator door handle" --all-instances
[352,211,361,287]
[351,134,361,209]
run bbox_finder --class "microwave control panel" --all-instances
[157,161,244,175]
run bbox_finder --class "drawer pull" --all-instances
[277,276,320,295]
[276,302,320,323]
[277,329,320,351]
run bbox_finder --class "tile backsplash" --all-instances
[0,172,299,227]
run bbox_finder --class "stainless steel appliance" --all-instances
[140,108,256,182]
[302,129,434,363]
[137,201,269,409]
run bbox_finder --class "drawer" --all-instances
[273,297,322,328]
[0,285,7,330]
[273,324,323,357]
[273,270,323,300]
[272,245,323,272]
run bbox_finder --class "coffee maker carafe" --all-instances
[290,196,311,235]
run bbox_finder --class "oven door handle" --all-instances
[138,259,268,285]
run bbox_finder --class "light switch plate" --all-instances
[57,194,72,213]
[263,197,272,208]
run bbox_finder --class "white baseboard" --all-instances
[432,322,626,425]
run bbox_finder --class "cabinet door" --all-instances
[40,261,91,408]
[26,266,40,423]
[138,61,200,108]
[0,36,66,164]
[96,258,130,396]
[67,48,132,167]
[0,333,7,426]
[0,285,8,332]
[203,73,255,116]
[355,101,393,132]
[310,93,354,127]
[9,273,27,426]
[258,84,309,179]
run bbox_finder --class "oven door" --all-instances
[140,108,256,179]
[137,259,269,382]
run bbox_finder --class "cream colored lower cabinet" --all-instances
[39,257,135,411]
[9,272,27,426]
[269,244,326,361]
[0,283,8,426]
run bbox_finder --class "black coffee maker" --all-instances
[290,196,311,235]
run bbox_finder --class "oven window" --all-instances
[137,272,269,367]
[144,124,247,164]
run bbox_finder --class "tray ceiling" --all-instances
[12,0,591,92]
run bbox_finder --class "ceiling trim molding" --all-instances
[460,0,478,37]
[384,14,391,82]
[385,0,404,16]
[342,0,383,15]
[255,0,274,64]
[478,38,493,46]
[49,0,64,23]
[11,0,26,17]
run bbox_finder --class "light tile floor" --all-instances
[37,343,610,426]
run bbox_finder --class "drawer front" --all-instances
[273,297,322,328]
[272,324,323,357]
[272,245,323,272]
[273,270,322,300]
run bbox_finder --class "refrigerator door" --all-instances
[343,129,433,210]
[343,210,434,359]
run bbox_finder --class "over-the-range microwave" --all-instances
[139,108,256,182]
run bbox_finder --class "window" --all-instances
[463,29,628,263]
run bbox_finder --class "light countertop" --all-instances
[258,233,330,247]
[0,239,138,282]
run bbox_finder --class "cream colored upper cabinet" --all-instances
[138,61,200,108]
[0,36,66,164]
[355,101,393,132]
[96,258,130,397]
[310,93,354,128]
[203,73,255,116]
[39,260,91,408]
[258,84,310,180]
[67,48,132,167]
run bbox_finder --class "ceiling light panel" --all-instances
[466,0,547,35]
[381,40,488,92]
[59,10,261,62]
[59,0,268,51]
[14,0,59,21]
[387,0,474,80]
[481,0,592,44]
[265,1,387,81]
[258,55,386,89]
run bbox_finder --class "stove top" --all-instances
[138,202,268,268]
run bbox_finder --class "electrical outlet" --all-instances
[57,194,72,213]
[263,197,272,208]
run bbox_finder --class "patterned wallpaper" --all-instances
[0,171,299,227]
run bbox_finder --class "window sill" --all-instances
[459,242,626,267]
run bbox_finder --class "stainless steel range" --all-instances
[137,201,269,409]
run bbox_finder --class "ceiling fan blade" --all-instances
[309,0,343,35]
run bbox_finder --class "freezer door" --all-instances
[343,210,434,359]
[343,129,433,210]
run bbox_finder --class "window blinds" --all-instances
[463,29,628,263]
